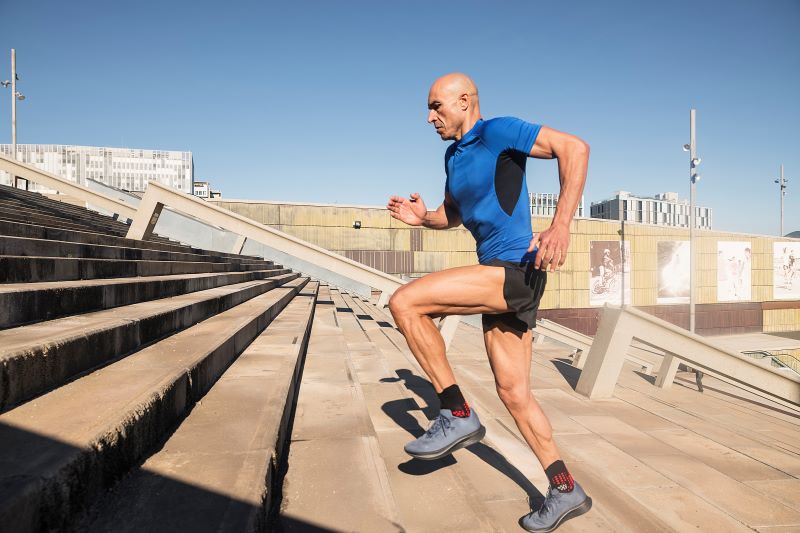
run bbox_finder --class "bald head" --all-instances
[427,73,481,141]
[430,72,479,101]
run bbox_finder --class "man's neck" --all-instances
[454,113,482,141]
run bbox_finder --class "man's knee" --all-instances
[496,382,530,413]
[388,288,414,321]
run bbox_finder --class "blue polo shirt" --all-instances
[445,117,541,264]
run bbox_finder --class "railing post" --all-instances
[655,352,680,389]
[126,189,164,241]
[231,235,247,255]
[439,315,461,351]
[575,306,633,399]
[377,290,391,308]
[573,349,588,369]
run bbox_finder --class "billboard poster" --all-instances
[657,241,690,304]
[589,240,631,306]
[774,242,800,300]
[717,241,751,301]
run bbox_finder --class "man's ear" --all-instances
[459,93,470,111]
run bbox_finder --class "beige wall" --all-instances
[212,199,800,330]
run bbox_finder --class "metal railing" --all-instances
[741,350,800,375]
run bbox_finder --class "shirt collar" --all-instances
[455,118,483,150]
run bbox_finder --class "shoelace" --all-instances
[424,414,451,439]
[537,487,557,517]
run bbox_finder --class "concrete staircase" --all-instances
[0,184,319,532]
[279,287,800,532]
[3,183,799,532]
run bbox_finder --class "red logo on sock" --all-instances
[451,402,471,418]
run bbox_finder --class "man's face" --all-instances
[427,85,464,141]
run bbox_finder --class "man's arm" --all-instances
[528,126,590,272]
[387,192,461,230]
[421,193,461,229]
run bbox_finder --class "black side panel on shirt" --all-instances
[494,150,527,216]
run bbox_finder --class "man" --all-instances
[386,73,591,532]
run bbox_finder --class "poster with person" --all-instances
[657,241,690,304]
[774,242,800,300]
[717,241,752,301]
[589,240,631,306]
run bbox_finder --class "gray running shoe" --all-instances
[404,408,485,460]
[519,483,592,532]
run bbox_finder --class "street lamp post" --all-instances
[775,165,789,237]
[683,109,704,391]
[2,48,26,189]
[683,109,701,334]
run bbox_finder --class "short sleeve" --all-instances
[482,117,541,156]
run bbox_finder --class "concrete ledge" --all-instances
[0,256,274,283]
[0,278,307,532]
[79,284,319,532]
[0,274,298,412]
[0,219,264,259]
[0,236,274,265]
[0,268,290,329]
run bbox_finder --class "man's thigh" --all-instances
[393,264,509,317]
[483,322,533,389]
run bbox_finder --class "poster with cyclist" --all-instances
[589,240,631,306]
[774,242,800,300]
[717,241,751,302]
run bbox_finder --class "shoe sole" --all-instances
[518,496,592,533]
[406,424,486,461]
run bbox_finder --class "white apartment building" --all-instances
[0,144,192,193]
[529,192,585,217]
[590,191,713,229]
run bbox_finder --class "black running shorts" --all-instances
[481,259,547,333]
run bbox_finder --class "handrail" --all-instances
[576,305,800,409]
[742,350,800,375]
[128,180,406,295]
[0,154,138,220]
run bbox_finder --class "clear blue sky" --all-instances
[1,0,798,236]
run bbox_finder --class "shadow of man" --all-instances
[381,368,544,505]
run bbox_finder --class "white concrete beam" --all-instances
[0,153,137,220]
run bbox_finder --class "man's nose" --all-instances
[427,110,436,123]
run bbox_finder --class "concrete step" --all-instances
[281,289,636,532]
[280,285,404,533]
[0,209,110,234]
[0,277,308,533]
[0,273,299,412]
[0,268,291,328]
[0,219,264,260]
[0,235,273,265]
[0,255,273,283]
[79,282,319,533]
[0,197,127,230]
[0,186,131,228]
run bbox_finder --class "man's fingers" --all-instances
[528,233,541,253]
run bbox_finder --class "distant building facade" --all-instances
[529,192,585,217]
[590,191,712,230]
[193,180,222,199]
[0,144,192,193]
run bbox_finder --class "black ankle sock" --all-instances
[545,460,574,493]
[437,384,470,418]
